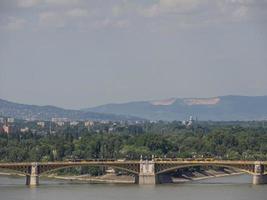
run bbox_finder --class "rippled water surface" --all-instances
[0,175,266,200]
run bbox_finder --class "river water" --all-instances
[0,175,266,200]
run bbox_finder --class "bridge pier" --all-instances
[138,174,158,185]
[26,163,39,186]
[1,159,267,186]
[138,160,158,185]
[253,174,267,185]
[253,163,267,185]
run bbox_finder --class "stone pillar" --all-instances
[134,175,139,184]
[26,163,39,186]
[253,174,267,185]
[138,160,158,185]
[252,163,267,185]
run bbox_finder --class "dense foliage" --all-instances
[1,121,267,163]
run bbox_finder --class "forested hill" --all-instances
[86,95,267,121]
[2,95,267,121]
[0,99,142,121]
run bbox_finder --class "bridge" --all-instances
[0,159,267,186]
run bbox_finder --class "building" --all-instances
[70,121,79,126]
[55,121,65,126]
[84,121,94,127]
[108,127,114,133]
[7,118,15,123]
[3,124,12,134]
[20,127,29,133]
[52,118,68,126]
[51,118,68,122]
[182,116,194,128]
[37,121,45,128]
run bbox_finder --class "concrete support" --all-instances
[252,163,267,185]
[138,174,158,184]
[253,174,267,185]
[134,175,139,184]
[26,174,39,186]
[138,160,158,185]
[26,163,39,186]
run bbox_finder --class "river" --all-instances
[0,174,266,200]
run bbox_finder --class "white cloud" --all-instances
[11,0,267,31]
[225,0,258,5]
[66,8,88,17]
[39,11,66,28]
[232,5,249,19]
[17,0,42,8]
[94,18,129,29]
[38,8,89,28]
[44,0,81,6]
[140,0,202,17]
[132,0,267,25]
[224,0,267,7]
[17,0,82,8]
[4,17,27,30]
[217,0,267,22]
[160,0,200,7]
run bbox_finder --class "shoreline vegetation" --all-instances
[0,169,245,184]
[1,120,264,185]
[1,121,267,165]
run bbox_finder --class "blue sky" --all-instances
[0,0,267,109]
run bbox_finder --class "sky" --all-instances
[0,0,267,109]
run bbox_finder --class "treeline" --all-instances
[0,122,267,163]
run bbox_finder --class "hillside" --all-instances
[86,95,267,121]
[0,99,141,121]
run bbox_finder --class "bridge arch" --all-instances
[0,166,31,176]
[155,164,255,175]
[39,163,140,176]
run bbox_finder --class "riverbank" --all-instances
[171,169,244,183]
[0,169,244,184]
[0,172,24,177]
[45,168,244,184]
[47,173,135,184]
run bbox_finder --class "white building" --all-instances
[84,121,94,127]
[3,125,12,134]
[7,118,15,123]
[37,121,45,128]
[20,127,29,133]
[70,121,79,126]
[182,116,194,128]
[51,118,68,122]
[55,121,65,126]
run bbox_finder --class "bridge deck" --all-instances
[1,160,267,185]
[0,160,267,166]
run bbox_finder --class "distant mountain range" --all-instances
[1,95,267,121]
[86,95,267,121]
[0,99,142,121]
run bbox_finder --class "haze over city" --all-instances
[1,2,267,199]
[1,0,267,109]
